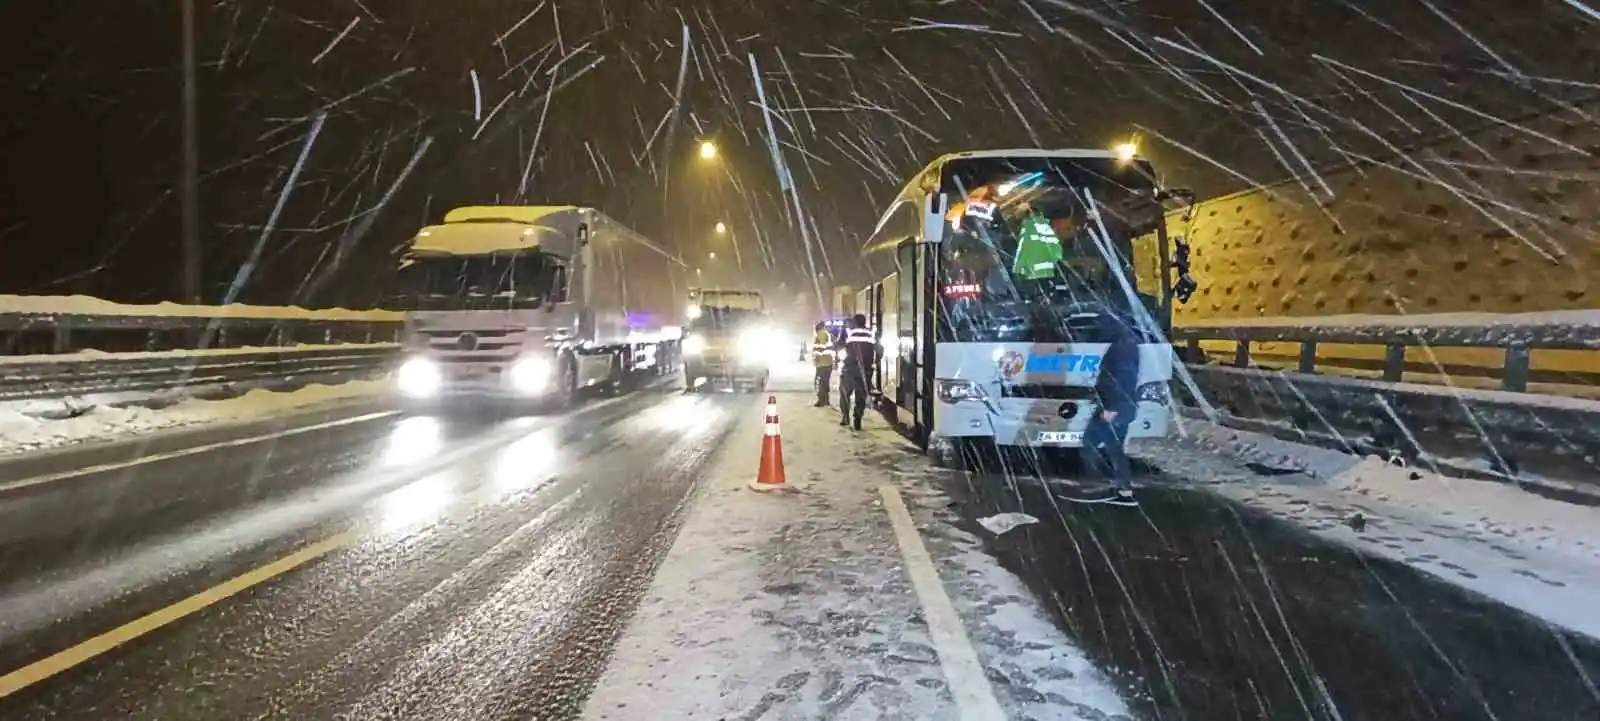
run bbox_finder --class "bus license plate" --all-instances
[1036,431,1082,444]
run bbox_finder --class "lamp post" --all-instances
[180,0,201,303]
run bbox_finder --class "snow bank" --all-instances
[0,380,385,456]
[0,342,398,365]
[1140,420,1600,641]
[0,294,401,322]
[582,386,1131,720]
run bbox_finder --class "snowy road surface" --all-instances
[0,381,739,718]
[0,362,1597,720]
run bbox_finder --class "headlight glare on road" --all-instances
[396,357,441,397]
[509,357,551,393]
[682,334,707,355]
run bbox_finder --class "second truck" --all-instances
[681,288,773,393]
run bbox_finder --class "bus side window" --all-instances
[896,239,916,339]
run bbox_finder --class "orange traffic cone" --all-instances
[750,395,790,492]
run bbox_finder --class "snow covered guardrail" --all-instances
[0,344,399,403]
[1173,311,1600,498]
[0,295,405,404]
[0,294,403,355]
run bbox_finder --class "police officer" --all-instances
[811,321,835,407]
[837,314,876,430]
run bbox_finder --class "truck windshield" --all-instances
[935,156,1163,343]
[391,252,560,311]
[691,307,765,333]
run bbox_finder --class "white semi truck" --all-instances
[391,205,692,411]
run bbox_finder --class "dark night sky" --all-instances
[0,0,1593,308]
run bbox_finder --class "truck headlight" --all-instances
[509,357,551,393]
[683,334,706,355]
[737,328,769,362]
[396,357,441,398]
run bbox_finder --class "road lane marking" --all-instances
[0,532,357,698]
[0,410,400,494]
[879,485,1008,721]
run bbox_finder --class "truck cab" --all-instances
[681,289,772,393]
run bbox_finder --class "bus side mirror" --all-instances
[921,193,948,245]
[1170,236,1198,304]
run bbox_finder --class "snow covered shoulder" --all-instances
[0,380,385,456]
[1140,421,1600,641]
[581,388,1131,720]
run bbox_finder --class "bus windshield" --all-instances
[935,156,1163,343]
[390,252,562,311]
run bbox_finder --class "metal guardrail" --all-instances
[1173,312,1600,392]
[1173,313,1600,498]
[0,345,399,403]
[0,297,402,356]
[0,297,405,403]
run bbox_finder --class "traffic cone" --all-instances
[750,395,790,492]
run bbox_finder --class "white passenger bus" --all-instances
[853,148,1197,464]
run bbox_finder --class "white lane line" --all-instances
[0,411,400,494]
[879,485,1009,721]
[0,532,358,698]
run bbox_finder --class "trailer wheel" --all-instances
[552,355,579,410]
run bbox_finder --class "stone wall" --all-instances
[1157,102,1600,325]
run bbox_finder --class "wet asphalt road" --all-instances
[943,460,1600,721]
[0,383,748,719]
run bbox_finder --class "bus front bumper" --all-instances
[934,399,1170,448]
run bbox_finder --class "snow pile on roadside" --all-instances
[583,391,1132,720]
[1140,420,1600,641]
[0,293,400,321]
[0,380,385,456]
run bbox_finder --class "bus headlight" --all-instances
[1136,381,1170,405]
[682,334,707,355]
[396,357,441,398]
[509,357,551,393]
[937,379,985,404]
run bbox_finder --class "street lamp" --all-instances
[714,221,726,234]
[709,252,718,260]
[698,140,718,160]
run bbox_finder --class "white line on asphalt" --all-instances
[0,411,400,494]
[0,532,357,698]
[878,485,1009,721]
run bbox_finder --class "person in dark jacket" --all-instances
[837,314,877,430]
[1083,310,1141,499]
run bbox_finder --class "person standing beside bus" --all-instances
[1083,310,1140,501]
[837,314,876,430]
[811,321,835,407]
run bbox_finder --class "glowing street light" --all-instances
[714,221,727,234]
[709,251,718,260]
[1113,141,1138,163]
[698,140,718,160]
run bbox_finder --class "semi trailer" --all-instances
[391,205,692,411]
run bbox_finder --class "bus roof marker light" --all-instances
[1113,141,1138,163]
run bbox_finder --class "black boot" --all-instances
[839,416,849,427]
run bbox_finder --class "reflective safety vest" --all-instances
[811,330,835,367]
[840,327,877,376]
